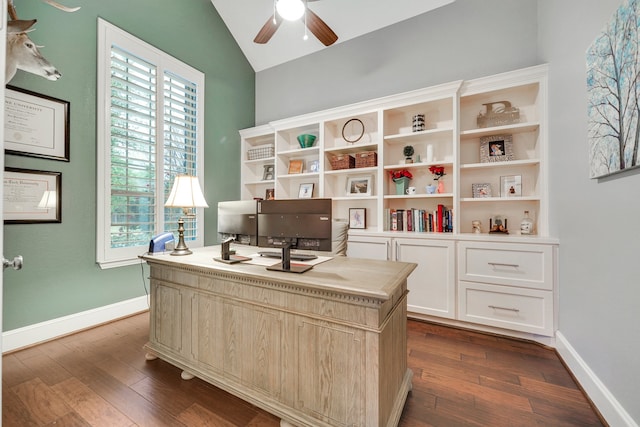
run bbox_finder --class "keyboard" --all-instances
[257,250,318,261]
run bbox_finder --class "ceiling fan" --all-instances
[254,0,338,46]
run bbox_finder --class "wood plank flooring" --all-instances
[2,312,605,426]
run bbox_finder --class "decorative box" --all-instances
[476,100,520,128]
[329,154,355,170]
[247,144,274,160]
[354,151,378,168]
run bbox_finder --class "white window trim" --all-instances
[96,18,205,269]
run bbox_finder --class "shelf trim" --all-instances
[276,172,319,180]
[384,127,453,141]
[325,166,378,175]
[383,161,454,170]
[460,196,540,202]
[384,193,454,199]
[460,122,539,139]
[460,159,540,169]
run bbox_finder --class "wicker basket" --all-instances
[329,154,355,170]
[247,144,274,161]
[355,151,377,168]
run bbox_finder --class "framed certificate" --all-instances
[4,167,62,223]
[4,86,70,162]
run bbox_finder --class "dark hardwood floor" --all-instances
[2,312,605,426]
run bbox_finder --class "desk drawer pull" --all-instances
[488,305,520,312]
[488,262,519,268]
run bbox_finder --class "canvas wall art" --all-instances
[587,0,640,178]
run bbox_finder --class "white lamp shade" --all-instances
[276,0,305,21]
[37,190,57,209]
[165,175,209,208]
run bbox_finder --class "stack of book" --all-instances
[384,205,453,233]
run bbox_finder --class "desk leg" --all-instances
[145,352,158,361]
[181,371,195,380]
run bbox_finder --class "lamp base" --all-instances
[170,218,192,256]
[170,247,192,256]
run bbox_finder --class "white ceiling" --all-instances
[210,0,455,72]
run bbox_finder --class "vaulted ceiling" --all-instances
[210,0,456,72]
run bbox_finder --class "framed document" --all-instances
[4,167,62,223]
[4,86,70,162]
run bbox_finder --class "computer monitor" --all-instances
[257,198,332,273]
[217,200,258,246]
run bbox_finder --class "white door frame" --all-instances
[1,0,9,420]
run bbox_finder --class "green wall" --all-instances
[3,0,255,330]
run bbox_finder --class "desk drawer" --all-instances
[458,281,554,336]
[458,241,553,290]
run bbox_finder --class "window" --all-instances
[97,19,205,268]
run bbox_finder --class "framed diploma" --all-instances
[4,168,62,223]
[4,86,70,162]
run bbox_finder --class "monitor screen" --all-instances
[217,200,258,246]
[257,198,332,273]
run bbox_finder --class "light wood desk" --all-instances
[141,246,416,427]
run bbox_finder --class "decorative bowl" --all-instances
[297,134,317,148]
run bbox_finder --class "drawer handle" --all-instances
[488,262,519,268]
[488,305,520,313]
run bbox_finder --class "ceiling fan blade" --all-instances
[305,8,338,46]
[254,14,282,44]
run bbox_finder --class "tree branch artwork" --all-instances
[586,0,640,178]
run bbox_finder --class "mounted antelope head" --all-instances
[5,0,80,84]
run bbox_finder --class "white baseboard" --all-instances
[2,296,149,353]
[556,331,638,427]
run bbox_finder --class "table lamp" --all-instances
[164,175,208,256]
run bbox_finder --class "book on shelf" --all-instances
[384,206,453,233]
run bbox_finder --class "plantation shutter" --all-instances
[109,46,158,249]
[97,19,205,268]
[162,72,200,240]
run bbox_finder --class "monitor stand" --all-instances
[266,244,313,274]
[214,238,250,264]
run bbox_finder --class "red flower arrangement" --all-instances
[429,165,446,180]
[389,169,413,182]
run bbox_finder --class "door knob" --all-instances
[3,255,23,271]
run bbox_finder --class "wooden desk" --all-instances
[142,246,416,427]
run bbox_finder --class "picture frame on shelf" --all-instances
[308,159,320,173]
[346,175,372,196]
[265,188,275,200]
[262,164,274,181]
[480,134,514,163]
[472,183,492,198]
[288,159,304,174]
[4,167,62,223]
[500,175,522,197]
[298,183,314,198]
[349,208,366,229]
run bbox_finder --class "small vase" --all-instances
[437,180,445,194]
[394,177,410,195]
[426,184,436,194]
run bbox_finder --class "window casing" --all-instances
[97,19,205,268]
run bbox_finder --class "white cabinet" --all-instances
[457,240,556,336]
[347,233,456,319]
[240,65,558,340]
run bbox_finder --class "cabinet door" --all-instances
[346,235,390,260]
[395,238,456,319]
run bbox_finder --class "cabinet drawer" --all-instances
[458,241,553,290]
[458,281,553,336]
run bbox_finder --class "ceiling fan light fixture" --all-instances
[276,0,305,21]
